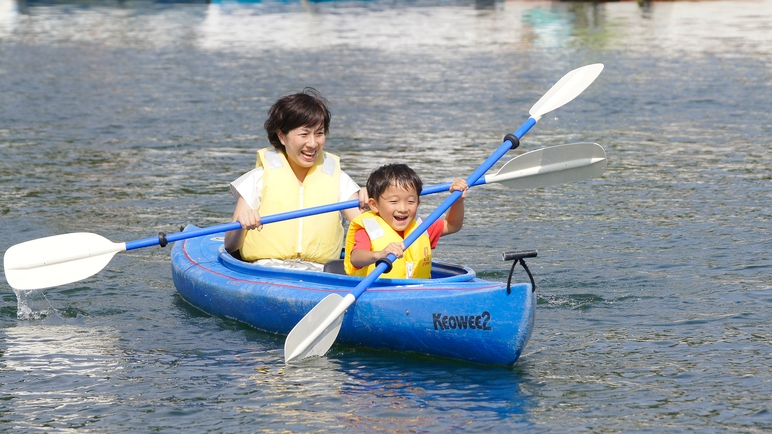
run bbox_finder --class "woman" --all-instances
[224,87,366,270]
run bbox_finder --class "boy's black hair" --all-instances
[264,87,331,152]
[367,164,423,200]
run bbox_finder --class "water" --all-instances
[2,0,771,431]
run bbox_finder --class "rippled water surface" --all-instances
[2,0,771,431]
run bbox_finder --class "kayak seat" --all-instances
[323,259,346,275]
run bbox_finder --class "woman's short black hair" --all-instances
[264,87,331,151]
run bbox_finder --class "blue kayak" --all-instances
[171,226,536,366]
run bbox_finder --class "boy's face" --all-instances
[368,183,420,233]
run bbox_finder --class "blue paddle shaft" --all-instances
[126,118,539,252]
[350,121,535,298]
[123,178,492,252]
[124,222,241,250]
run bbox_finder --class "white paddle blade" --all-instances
[486,143,607,189]
[529,64,604,121]
[284,293,353,364]
[3,233,125,290]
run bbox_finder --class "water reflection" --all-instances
[2,322,121,372]
[0,0,636,54]
[1,323,123,429]
[195,0,619,54]
[7,0,211,48]
[0,0,16,37]
[11,0,756,60]
[275,352,534,428]
[522,6,572,48]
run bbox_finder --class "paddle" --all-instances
[3,142,606,291]
[284,63,605,364]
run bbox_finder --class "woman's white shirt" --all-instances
[230,166,360,211]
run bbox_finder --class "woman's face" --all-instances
[277,123,326,179]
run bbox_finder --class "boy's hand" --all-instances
[350,241,404,269]
[378,242,405,259]
[449,178,469,198]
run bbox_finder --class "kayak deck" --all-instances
[171,228,536,366]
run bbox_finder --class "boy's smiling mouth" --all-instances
[393,215,409,224]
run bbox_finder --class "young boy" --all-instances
[343,163,468,279]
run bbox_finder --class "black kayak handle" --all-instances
[502,250,538,294]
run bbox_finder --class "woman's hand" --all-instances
[225,196,259,254]
[357,187,370,211]
[237,208,263,231]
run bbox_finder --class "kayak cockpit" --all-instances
[217,246,477,287]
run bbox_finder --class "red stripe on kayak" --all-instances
[180,239,502,293]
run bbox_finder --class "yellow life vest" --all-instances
[240,147,343,263]
[344,210,433,279]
